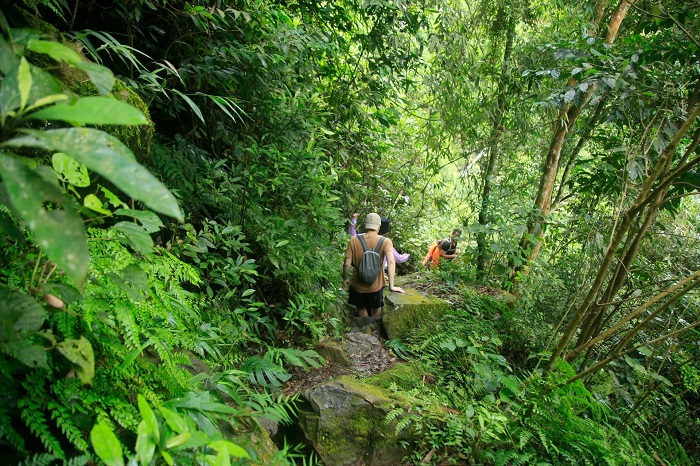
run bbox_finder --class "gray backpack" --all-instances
[356,235,386,284]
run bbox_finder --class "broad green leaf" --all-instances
[29,96,148,125]
[84,194,111,215]
[2,339,48,369]
[0,152,88,286]
[53,152,90,187]
[0,35,19,74]
[624,356,647,375]
[112,222,154,255]
[25,94,70,113]
[164,432,191,449]
[281,351,304,368]
[90,420,125,466]
[161,450,173,466]
[4,129,183,220]
[56,336,95,385]
[100,186,127,208]
[27,39,83,65]
[115,208,163,233]
[18,57,32,110]
[76,61,115,95]
[205,453,228,466]
[0,64,65,114]
[166,391,238,415]
[0,60,21,114]
[0,290,46,338]
[135,424,157,466]
[208,440,250,458]
[649,371,673,387]
[137,394,160,443]
[28,66,65,105]
[159,407,189,435]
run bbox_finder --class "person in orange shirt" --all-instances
[422,229,461,268]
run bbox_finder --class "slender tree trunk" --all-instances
[510,0,634,282]
[545,98,700,375]
[552,98,607,209]
[476,16,515,274]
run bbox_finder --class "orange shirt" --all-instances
[344,231,394,293]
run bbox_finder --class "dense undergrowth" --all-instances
[374,275,693,465]
[1,0,699,465]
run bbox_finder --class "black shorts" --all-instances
[348,287,384,310]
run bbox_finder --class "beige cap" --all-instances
[364,212,381,230]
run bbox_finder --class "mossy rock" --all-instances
[383,289,451,340]
[298,375,416,465]
[364,362,428,391]
[68,79,154,163]
[221,416,282,465]
[12,8,154,163]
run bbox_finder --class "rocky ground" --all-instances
[283,271,507,395]
[283,317,398,395]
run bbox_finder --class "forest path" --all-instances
[283,271,500,394]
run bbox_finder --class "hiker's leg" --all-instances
[431,248,441,268]
[349,288,370,317]
[422,244,436,266]
[369,290,383,318]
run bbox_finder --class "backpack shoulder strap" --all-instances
[357,234,369,252]
[374,236,386,252]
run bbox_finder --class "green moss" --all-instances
[365,362,426,391]
[383,290,452,340]
[227,416,280,465]
[69,79,154,162]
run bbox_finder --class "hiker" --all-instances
[422,228,461,269]
[348,213,410,265]
[343,212,405,318]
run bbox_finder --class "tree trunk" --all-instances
[476,16,515,274]
[545,98,700,375]
[510,0,634,282]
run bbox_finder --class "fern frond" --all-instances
[0,406,26,452]
[65,454,91,466]
[19,395,65,459]
[16,453,60,466]
[48,400,88,451]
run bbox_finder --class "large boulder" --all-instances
[225,416,283,465]
[298,376,414,465]
[383,289,451,340]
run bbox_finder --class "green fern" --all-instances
[16,453,60,466]
[19,374,65,459]
[241,356,291,387]
[19,0,68,20]
[0,404,25,452]
[47,400,89,451]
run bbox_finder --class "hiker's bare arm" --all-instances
[385,241,404,294]
[342,257,352,290]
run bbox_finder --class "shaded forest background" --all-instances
[1,0,699,464]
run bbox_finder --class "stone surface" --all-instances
[314,341,352,367]
[298,376,414,466]
[224,416,283,465]
[383,288,451,340]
